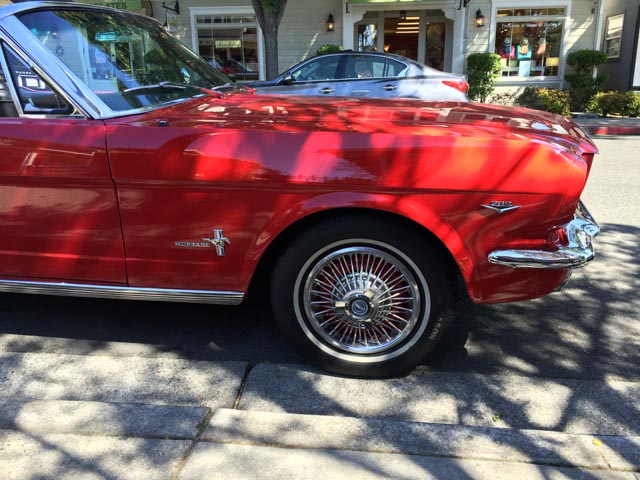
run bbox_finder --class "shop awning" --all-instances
[82,0,142,11]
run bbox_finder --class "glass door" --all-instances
[353,10,448,70]
[195,14,259,82]
[383,13,420,60]
[425,22,446,71]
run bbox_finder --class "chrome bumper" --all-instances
[487,201,599,269]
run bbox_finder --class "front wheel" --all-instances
[271,216,454,377]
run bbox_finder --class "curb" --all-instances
[580,125,640,136]
[179,443,639,480]
[573,116,640,136]
[204,408,640,472]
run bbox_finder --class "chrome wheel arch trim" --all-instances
[0,279,244,305]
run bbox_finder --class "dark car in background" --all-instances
[245,51,469,101]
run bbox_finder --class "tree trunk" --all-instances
[251,0,287,80]
[263,25,279,79]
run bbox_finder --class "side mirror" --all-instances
[281,74,294,85]
[23,103,69,115]
[23,103,53,113]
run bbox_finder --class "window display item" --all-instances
[500,37,515,59]
[536,37,547,57]
[517,38,532,59]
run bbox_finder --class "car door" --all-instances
[264,55,341,96]
[335,55,408,99]
[0,43,126,283]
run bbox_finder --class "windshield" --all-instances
[17,8,231,112]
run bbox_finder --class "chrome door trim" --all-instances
[0,279,244,305]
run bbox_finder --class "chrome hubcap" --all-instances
[335,289,378,322]
[302,246,421,354]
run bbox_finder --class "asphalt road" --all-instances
[0,135,638,479]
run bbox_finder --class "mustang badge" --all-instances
[202,229,231,257]
[175,229,230,256]
[175,241,211,248]
[480,201,521,214]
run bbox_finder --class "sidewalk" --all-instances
[1,355,639,479]
[573,115,640,136]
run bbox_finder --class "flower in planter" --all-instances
[218,66,236,77]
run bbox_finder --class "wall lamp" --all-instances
[326,14,335,32]
[162,0,179,15]
[475,9,485,27]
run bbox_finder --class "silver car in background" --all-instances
[245,51,469,101]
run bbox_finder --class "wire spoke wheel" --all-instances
[300,246,422,355]
[272,217,453,377]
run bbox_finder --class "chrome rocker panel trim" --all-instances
[488,201,599,269]
[0,280,244,305]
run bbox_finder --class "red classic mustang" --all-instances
[0,2,599,377]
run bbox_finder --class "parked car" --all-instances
[0,2,599,377]
[245,51,469,101]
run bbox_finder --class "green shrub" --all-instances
[564,49,609,112]
[586,91,624,116]
[587,91,640,117]
[316,44,343,55]
[466,52,501,102]
[516,87,571,116]
[626,91,640,117]
[584,95,601,115]
[486,91,518,106]
[515,87,538,109]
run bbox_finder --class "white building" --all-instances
[59,0,606,92]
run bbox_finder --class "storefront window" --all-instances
[195,14,259,81]
[494,7,566,79]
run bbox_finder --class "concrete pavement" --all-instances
[0,353,638,479]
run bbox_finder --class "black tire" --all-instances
[271,215,455,378]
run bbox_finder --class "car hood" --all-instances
[124,93,598,155]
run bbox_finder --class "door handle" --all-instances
[320,87,335,94]
[382,85,398,91]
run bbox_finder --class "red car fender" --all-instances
[241,190,474,294]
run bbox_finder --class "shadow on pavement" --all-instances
[0,222,638,479]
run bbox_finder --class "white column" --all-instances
[342,6,365,50]
[417,10,427,64]
[444,6,465,74]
